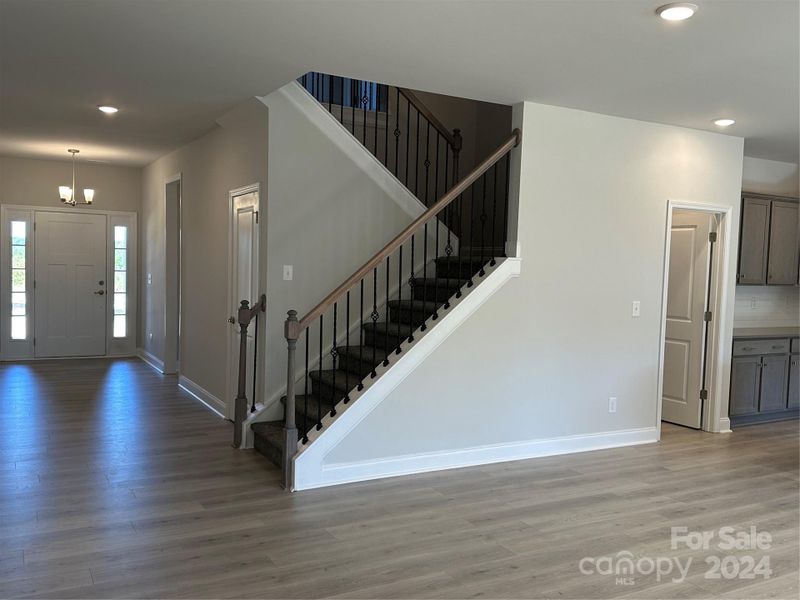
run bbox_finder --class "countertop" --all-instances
[732,326,800,339]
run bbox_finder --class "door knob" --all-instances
[94,290,105,296]
[228,316,236,324]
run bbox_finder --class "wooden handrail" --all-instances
[288,128,520,338]
[397,87,460,150]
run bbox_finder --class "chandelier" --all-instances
[58,149,95,205]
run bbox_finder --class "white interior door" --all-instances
[662,210,712,428]
[34,212,107,357]
[227,188,260,419]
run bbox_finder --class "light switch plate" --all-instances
[608,397,617,413]
[283,265,293,281]
[632,300,641,318]
[147,273,152,285]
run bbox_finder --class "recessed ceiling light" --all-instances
[97,105,119,114]
[713,118,736,127]
[656,3,698,21]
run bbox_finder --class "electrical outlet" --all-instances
[632,301,641,318]
[608,397,618,413]
[148,332,153,341]
[283,265,293,281]
[750,297,757,309]
[147,273,152,285]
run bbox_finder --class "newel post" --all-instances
[232,300,251,449]
[282,310,300,490]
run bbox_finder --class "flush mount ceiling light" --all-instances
[58,149,95,206]
[97,105,118,114]
[656,3,698,21]
[713,118,736,127]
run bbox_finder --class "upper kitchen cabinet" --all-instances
[737,194,799,286]
[768,201,800,284]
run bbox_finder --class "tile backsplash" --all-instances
[733,286,800,328]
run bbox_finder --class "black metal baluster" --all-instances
[467,179,476,288]
[384,87,390,166]
[251,310,258,412]
[344,291,350,403]
[433,134,441,320]
[480,172,487,277]
[330,303,337,417]
[371,268,378,377]
[408,235,416,342]
[394,88,400,177]
[443,148,451,310]
[373,83,379,157]
[503,153,511,256]
[339,75,344,125]
[317,315,323,429]
[405,96,410,188]
[397,245,403,354]
[491,163,499,266]
[383,256,390,366]
[414,111,420,197]
[327,74,331,112]
[351,78,356,137]
[421,122,431,331]
[358,279,365,390]
[303,329,309,442]
[362,81,368,146]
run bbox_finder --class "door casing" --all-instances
[657,200,733,435]
[225,183,261,420]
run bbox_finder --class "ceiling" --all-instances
[1,0,797,167]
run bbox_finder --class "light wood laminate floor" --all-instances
[0,358,797,599]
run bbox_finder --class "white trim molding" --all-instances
[178,374,226,418]
[299,427,658,491]
[656,199,735,436]
[137,348,165,373]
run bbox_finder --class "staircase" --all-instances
[251,254,488,462]
[244,72,519,488]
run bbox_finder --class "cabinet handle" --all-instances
[742,347,755,351]
[772,345,785,349]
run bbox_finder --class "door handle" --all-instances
[94,290,105,296]
[228,316,236,324]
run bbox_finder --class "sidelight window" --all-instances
[9,220,27,340]
[113,225,127,338]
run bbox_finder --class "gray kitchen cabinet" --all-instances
[730,335,798,425]
[759,354,790,412]
[738,194,799,286]
[789,355,799,409]
[738,196,770,285]
[767,201,799,285]
[730,356,761,416]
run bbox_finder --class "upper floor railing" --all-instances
[298,72,463,224]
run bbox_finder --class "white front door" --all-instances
[34,212,107,357]
[227,188,260,419]
[662,210,712,428]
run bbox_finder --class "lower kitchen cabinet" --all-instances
[729,336,799,426]
[789,354,799,410]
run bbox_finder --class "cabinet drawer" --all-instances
[791,338,799,354]
[733,338,790,356]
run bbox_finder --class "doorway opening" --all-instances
[164,176,182,375]
[225,184,261,421]
[658,202,730,434]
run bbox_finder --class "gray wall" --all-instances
[0,155,141,213]
[140,99,268,402]
[323,101,744,467]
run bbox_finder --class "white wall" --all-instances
[319,102,744,476]
[255,84,450,417]
[734,156,800,328]
[140,99,268,404]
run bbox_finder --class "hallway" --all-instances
[0,358,797,599]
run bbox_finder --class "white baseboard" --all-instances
[136,348,165,373]
[717,417,732,433]
[299,426,658,491]
[178,375,226,418]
